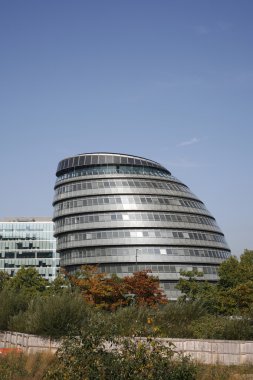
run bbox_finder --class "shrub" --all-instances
[191,315,253,340]
[154,301,207,338]
[44,329,197,380]
[9,292,91,339]
[109,305,158,337]
[0,288,29,330]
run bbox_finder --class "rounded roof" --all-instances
[56,152,170,176]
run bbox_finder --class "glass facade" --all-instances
[55,212,219,228]
[0,218,60,281]
[56,165,172,182]
[53,153,231,299]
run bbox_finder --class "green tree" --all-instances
[0,270,10,290]
[216,250,253,314]
[218,250,253,289]
[177,250,253,315]
[176,269,204,302]
[8,267,48,294]
[176,269,221,314]
[46,273,71,294]
[217,256,241,289]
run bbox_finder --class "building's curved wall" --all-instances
[53,153,230,299]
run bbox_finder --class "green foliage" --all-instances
[9,292,90,339]
[218,250,253,289]
[191,315,253,340]
[44,327,196,380]
[176,269,204,301]
[2,249,253,344]
[154,302,207,338]
[109,305,158,337]
[0,287,29,330]
[177,271,207,301]
[218,256,241,289]
[0,267,50,331]
[177,250,253,316]
[7,267,48,295]
[0,271,10,291]
[176,271,220,314]
[2,352,253,380]
[46,274,70,294]
[113,339,195,380]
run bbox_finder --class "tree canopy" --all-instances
[67,266,167,310]
[177,250,253,315]
[7,266,48,294]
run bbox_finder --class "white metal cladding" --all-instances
[53,152,231,299]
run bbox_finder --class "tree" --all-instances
[68,266,168,310]
[124,270,168,307]
[216,250,253,314]
[68,266,128,310]
[8,267,48,294]
[46,272,71,294]
[176,270,222,314]
[177,250,253,315]
[176,269,204,302]
[217,256,241,289]
[218,250,253,289]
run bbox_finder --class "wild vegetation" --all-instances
[177,249,253,316]
[1,250,253,340]
[1,250,253,379]
[2,344,253,379]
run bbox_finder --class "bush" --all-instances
[109,305,158,337]
[191,315,253,340]
[9,292,91,339]
[0,288,29,330]
[154,301,207,338]
[44,328,197,380]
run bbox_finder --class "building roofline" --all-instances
[57,152,163,166]
[0,217,53,222]
[56,152,170,176]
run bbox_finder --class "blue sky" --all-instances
[0,0,252,256]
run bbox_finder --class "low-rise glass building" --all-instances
[53,152,231,298]
[0,217,60,281]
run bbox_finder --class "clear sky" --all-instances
[0,0,252,256]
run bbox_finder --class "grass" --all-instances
[0,351,54,380]
[196,363,253,380]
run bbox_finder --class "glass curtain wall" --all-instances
[53,153,231,299]
[0,218,60,281]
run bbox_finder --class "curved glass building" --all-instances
[53,152,230,299]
